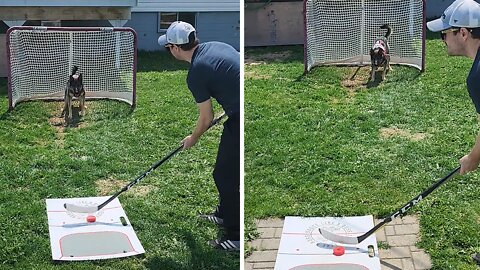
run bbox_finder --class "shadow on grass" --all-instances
[426,30,441,41]
[62,106,83,128]
[82,99,134,121]
[145,229,239,270]
[366,67,421,88]
[0,78,7,113]
[293,63,422,91]
[0,110,10,120]
[245,45,305,65]
[366,78,381,88]
[292,61,422,88]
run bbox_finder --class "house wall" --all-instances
[124,12,159,51]
[133,0,240,12]
[125,11,240,51]
[196,12,240,50]
[245,2,303,47]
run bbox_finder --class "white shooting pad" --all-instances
[274,216,380,270]
[46,196,145,261]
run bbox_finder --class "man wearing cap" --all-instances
[427,0,480,265]
[158,21,240,251]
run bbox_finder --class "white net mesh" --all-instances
[7,27,136,109]
[304,0,425,72]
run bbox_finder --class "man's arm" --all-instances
[459,114,480,174]
[182,99,214,149]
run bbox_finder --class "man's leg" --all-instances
[212,114,240,242]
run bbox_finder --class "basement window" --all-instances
[158,12,196,32]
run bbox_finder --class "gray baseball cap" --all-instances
[158,21,196,47]
[427,0,480,32]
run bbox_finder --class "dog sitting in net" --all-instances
[62,66,85,122]
[370,24,392,81]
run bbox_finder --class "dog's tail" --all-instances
[71,66,78,76]
[381,24,392,38]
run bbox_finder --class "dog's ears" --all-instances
[78,73,83,83]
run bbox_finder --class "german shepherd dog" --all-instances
[62,66,85,122]
[370,24,392,81]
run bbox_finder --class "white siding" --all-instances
[133,0,239,12]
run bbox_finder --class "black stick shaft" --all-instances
[357,166,460,243]
[96,113,226,211]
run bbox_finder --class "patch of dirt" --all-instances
[48,102,88,147]
[48,113,66,148]
[380,127,430,141]
[95,178,155,197]
[330,98,341,104]
[340,67,371,95]
[244,51,292,65]
[245,71,272,80]
[245,59,266,66]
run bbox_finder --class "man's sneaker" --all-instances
[208,239,240,251]
[198,214,224,226]
[472,253,480,265]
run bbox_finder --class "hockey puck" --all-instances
[86,215,96,223]
[333,246,345,256]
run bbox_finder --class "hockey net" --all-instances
[303,0,425,73]
[6,26,137,110]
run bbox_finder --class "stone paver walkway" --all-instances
[245,215,431,270]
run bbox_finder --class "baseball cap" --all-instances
[158,21,196,47]
[427,0,480,32]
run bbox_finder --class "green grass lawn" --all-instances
[245,39,480,269]
[0,52,239,269]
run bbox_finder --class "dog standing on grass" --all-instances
[370,24,392,81]
[62,66,85,122]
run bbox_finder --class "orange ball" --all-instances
[333,246,345,256]
[86,215,96,223]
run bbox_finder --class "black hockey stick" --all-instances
[64,112,227,213]
[319,166,460,244]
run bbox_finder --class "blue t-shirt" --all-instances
[467,48,480,113]
[186,42,240,116]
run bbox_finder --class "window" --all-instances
[158,12,196,32]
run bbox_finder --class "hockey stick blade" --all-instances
[64,203,99,213]
[319,166,460,244]
[64,112,226,213]
[318,227,361,245]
